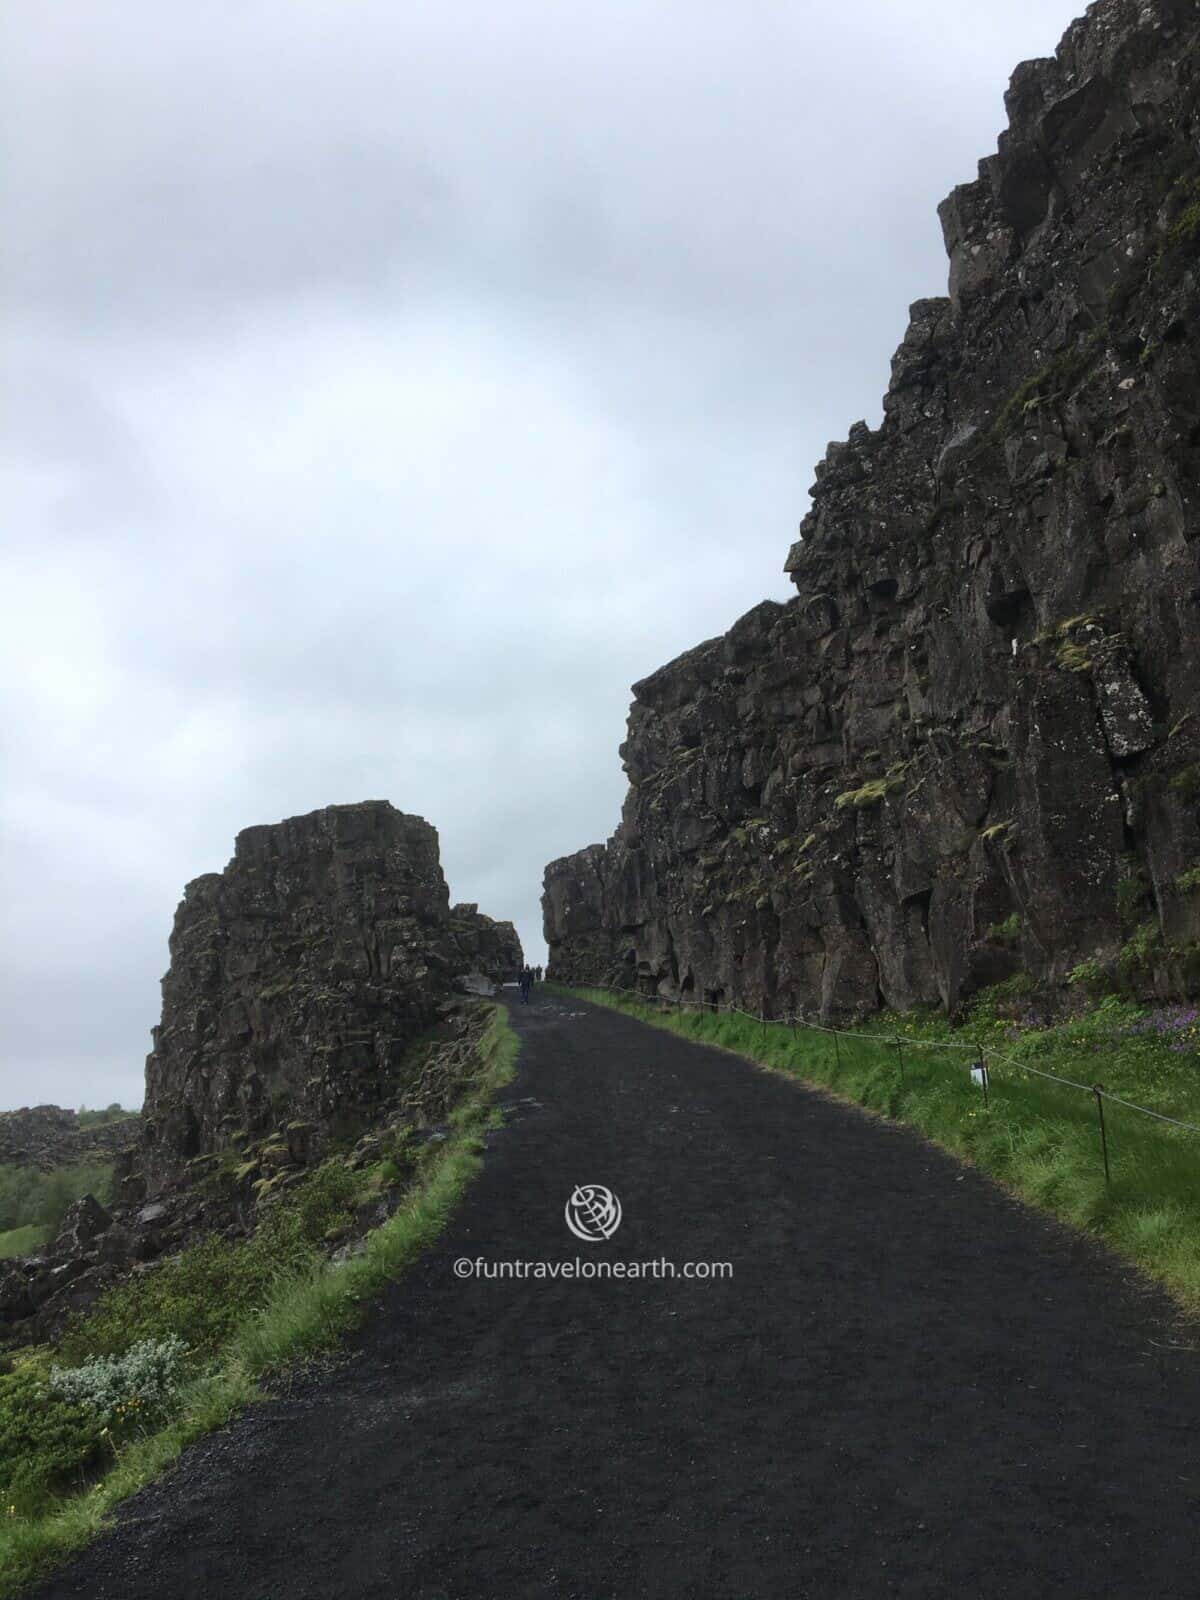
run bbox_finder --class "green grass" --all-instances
[560,984,1200,1313]
[74,1106,135,1130]
[0,1227,49,1260]
[0,1003,517,1597]
[0,1162,114,1246]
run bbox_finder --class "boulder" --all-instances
[53,1194,112,1254]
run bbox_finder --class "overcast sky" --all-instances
[1,1,1086,1111]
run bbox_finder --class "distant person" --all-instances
[520,965,533,1003]
[535,964,543,983]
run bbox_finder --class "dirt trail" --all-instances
[35,994,1200,1598]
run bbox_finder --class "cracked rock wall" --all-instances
[138,801,518,1193]
[544,0,1200,1019]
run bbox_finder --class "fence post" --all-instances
[833,1031,841,1073]
[1093,1083,1111,1186]
[894,1036,905,1082]
[761,1007,766,1041]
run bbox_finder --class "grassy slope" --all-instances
[0,1003,518,1597]
[561,985,1200,1312]
[0,1230,49,1262]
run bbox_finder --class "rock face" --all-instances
[2,999,497,1344]
[135,801,518,1194]
[447,904,524,985]
[545,0,1200,1019]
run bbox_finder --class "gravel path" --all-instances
[34,993,1200,1598]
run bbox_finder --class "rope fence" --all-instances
[565,981,1200,1184]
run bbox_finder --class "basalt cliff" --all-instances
[545,0,1200,1019]
[132,801,521,1196]
[2,801,520,1339]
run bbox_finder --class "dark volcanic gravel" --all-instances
[33,994,1200,1598]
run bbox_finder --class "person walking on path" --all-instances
[520,966,533,1003]
[535,964,543,983]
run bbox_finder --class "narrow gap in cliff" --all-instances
[905,889,933,944]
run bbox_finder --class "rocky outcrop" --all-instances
[545,0,1200,1019]
[1,802,516,1343]
[2,998,499,1344]
[0,1107,140,1171]
[132,801,515,1196]
[446,904,524,986]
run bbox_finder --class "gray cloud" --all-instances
[1,0,1084,1110]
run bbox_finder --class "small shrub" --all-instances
[1175,864,1200,894]
[58,1234,275,1363]
[59,1160,366,1363]
[1118,920,1161,974]
[834,763,908,811]
[984,913,1021,946]
[0,1364,105,1517]
[1169,766,1200,803]
[49,1338,188,1431]
[1067,958,1106,989]
[1170,199,1200,244]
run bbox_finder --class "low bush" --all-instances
[0,1364,106,1519]
[59,1161,367,1364]
[49,1337,188,1431]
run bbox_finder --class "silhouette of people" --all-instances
[535,964,543,983]
[520,965,533,1003]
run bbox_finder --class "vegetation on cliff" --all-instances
[0,1003,518,1598]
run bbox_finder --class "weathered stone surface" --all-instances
[446,904,524,985]
[134,801,519,1194]
[52,1194,112,1255]
[545,0,1200,1019]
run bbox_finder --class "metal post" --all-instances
[1094,1083,1110,1185]
[894,1036,905,1082]
[833,1031,841,1073]
[761,1007,766,1040]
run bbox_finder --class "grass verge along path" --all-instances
[561,985,1200,1313]
[0,1003,518,1598]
